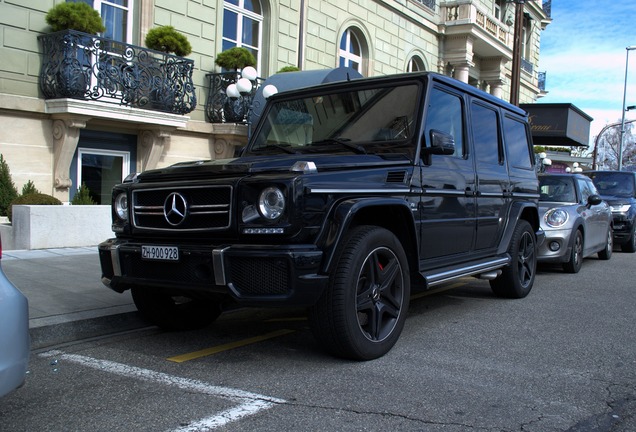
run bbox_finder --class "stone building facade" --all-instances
[0,0,550,203]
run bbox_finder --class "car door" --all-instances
[470,100,509,252]
[418,84,476,263]
[577,177,608,251]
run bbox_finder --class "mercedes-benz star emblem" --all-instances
[163,192,188,226]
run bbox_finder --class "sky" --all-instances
[537,0,636,141]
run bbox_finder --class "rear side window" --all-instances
[424,87,464,158]
[471,103,501,165]
[503,116,533,170]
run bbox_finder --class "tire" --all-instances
[309,226,410,361]
[598,226,613,260]
[490,220,536,299]
[563,229,583,273]
[621,223,636,253]
[131,287,222,331]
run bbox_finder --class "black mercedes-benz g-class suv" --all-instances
[99,72,542,360]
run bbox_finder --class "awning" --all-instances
[520,103,593,147]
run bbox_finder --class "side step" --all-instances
[421,256,510,288]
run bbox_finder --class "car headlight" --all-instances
[545,208,568,228]
[610,204,631,213]
[114,192,128,220]
[258,187,285,220]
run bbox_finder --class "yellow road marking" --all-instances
[167,329,296,363]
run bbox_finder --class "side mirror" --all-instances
[422,129,455,156]
[587,194,602,206]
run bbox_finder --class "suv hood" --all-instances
[599,195,635,206]
[138,153,412,181]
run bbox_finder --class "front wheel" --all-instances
[598,226,613,260]
[563,229,583,273]
[131,287,222,331]
[621,223,636,253]
[490,220,536,299]
[309,226,410,361]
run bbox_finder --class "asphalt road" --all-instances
[1,252,635,431]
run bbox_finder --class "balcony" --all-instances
[38,30,196,115]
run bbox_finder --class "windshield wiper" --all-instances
[311,138,367,154]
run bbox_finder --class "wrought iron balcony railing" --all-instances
[38,30,196,115]
[206,72,261,124]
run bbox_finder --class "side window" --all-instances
[503,115,533,170]
[424,87,464,158]
[471,103,501,166]
[577,179,595,203]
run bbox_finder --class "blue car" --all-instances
[0,237,29,398]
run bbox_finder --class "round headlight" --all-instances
[258,187,285,220]
[545,208,568,228]
[114,192,128,220]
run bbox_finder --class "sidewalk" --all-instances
[2,247,146,349]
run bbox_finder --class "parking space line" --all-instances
[40,350,285,431]
[167,329,296,363]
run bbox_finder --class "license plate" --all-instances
[141,245,179,261]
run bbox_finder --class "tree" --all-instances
[594,121,636,170]
[0,155,18,217]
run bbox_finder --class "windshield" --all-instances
[588,172,635,198]
[246,83,420,158]
[539,177,576,203]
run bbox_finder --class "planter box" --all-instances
[0,205,112,250]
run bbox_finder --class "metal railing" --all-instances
[38,30,196,115]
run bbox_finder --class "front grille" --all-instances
[229,257,290,296]
[132,185,232,231]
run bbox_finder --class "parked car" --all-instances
[538,174,613,273]
[584,170,636,252]
[99,72,543,360]
[0,236,30,398]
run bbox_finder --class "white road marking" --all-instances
[40,350,285,431]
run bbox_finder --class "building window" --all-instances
[77,149,130,204]
[494,0,505,21]
[222,0,263,70]
[339,28,363,72]
[75,0,133,43]
[407,56,425,72]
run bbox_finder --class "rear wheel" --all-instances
[490,220,536,299]
[131,287,222,331]
[309,226,410,361]
[563,229,583,273]
[598,226,613,260]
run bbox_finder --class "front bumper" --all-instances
[98,239,328,307]
[611,214,635,244]
[537,228,571,263]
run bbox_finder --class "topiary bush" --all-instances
[21,180,40,196]
[9,193,62,223]
[278,66,300,73]
[71,183,96,205]
[215,47,256,70]
[145,26,192,57]
[0,155,18,217]
[45,2,106,34]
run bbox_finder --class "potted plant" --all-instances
[145,26,192,57]
[42,2,106,98]
[45,2,105,34]
[215,47,256,71]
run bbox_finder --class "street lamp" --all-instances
[618,46,636,171]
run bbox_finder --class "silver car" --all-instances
[0,237,29,398]
[538,174,613,273]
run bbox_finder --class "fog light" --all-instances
[549,241,560,252]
